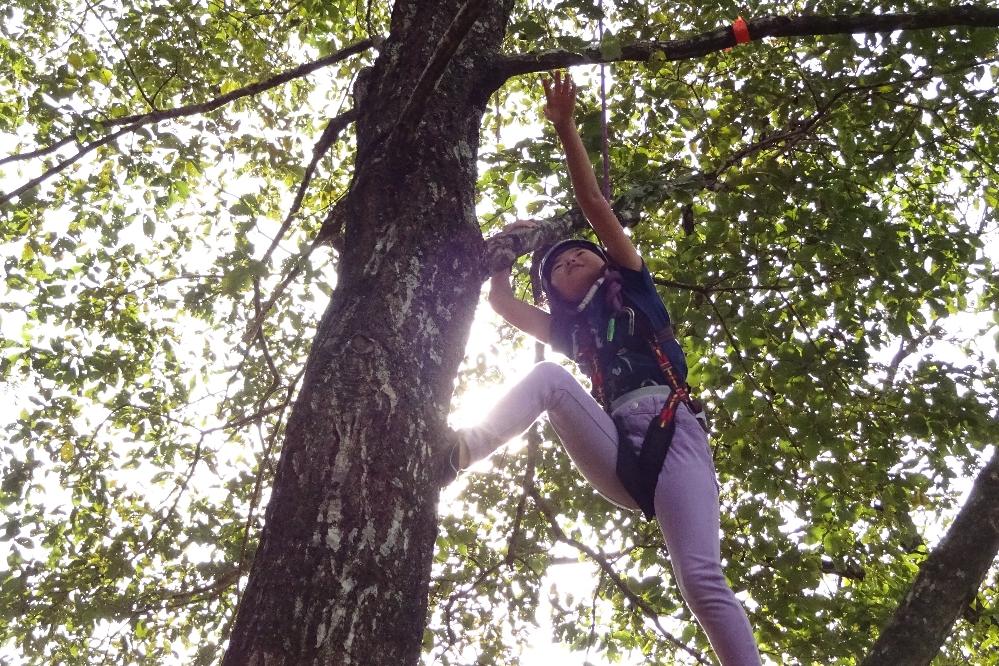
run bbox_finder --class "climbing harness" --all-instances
[568,278,706,519]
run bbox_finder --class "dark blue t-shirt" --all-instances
[549,260,688,396]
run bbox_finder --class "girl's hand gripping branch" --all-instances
[542,71,641,272]
[488,219,552,343]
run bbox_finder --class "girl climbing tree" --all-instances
[8,2,998,662]
[444,72,761,666]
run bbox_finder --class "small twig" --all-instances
[885,327,933,388]
[250,281,283,415]
[704,293,800,450]
[778,292,853,393]
[231,368,305,613]
[242,238,321,344]
[94,10,156,110]
[505,269,549,566]
[530,489,711,664]
[150,63,180,108]
[259,108,358,267]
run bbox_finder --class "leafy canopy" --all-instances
[2,0,998,664]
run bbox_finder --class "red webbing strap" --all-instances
[582,327,693,424]
[650,340,694,428]
[732,16,751,45]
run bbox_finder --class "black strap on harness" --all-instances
[579,320,700,520]
[615,399,677,519]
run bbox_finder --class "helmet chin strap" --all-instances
[575,276,606,312]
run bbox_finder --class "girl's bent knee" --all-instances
[529,361,574,385]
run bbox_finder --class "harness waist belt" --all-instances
[610,384,671,412]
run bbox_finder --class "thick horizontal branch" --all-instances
[496,5,999,80]
[480,206,587,276]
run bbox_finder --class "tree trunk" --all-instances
[222,2,513,664]
[861,448,999,666]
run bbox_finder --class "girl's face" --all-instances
[549,247,606,304]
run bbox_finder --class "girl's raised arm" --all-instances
[543,72,642,272]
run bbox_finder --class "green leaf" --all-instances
[599,32,622,61]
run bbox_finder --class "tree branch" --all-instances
[496,6,999,80]
[105,38,374,129]
[241,238,320,344]
[0,136,75,168]
[94,9,156,110]
[259,108,358,267]
[530,488,710,664]
[861,447,999,665]
[1,122,140,206]
[480,206,588,276]
[1,39,373,204]
[234,371,304,589]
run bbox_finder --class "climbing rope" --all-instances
[597,0,611,201]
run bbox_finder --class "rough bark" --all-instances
[861,448,999,666]
[221,1,514,664]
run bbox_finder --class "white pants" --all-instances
[460,361,761,666]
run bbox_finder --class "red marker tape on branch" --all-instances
[732,16,751,45]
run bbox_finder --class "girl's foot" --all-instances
[438,432,469,486]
